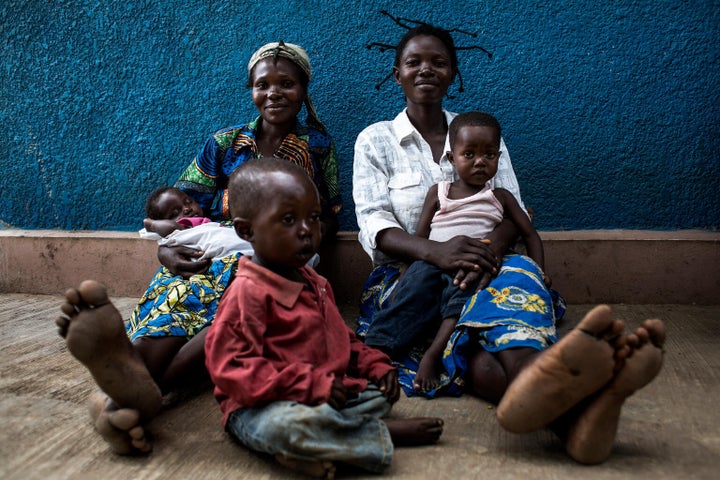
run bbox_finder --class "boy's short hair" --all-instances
[145,186,182,219]
[229,157,313,219]
[449,111,502,147]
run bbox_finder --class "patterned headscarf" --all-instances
[247,41,326,134]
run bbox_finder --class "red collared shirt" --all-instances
[205,256,395,425]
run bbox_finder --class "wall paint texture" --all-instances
[2,1,718,231]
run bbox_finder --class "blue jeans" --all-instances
[364,261,472,356]
[226,385,394,473]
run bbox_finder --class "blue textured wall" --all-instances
[2,1,718,231]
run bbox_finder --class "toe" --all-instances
[63,288,81,305]
[78,280,111,306]
[107,408,141,430]
[643,319,666,347]
[577,305,614,336]
[60,302,76,316]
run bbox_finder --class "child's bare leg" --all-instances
[564,319,665,464]
[56,280,162,453]
[383,417,444,446]
[414,317,456,392]
[496,305,625,433]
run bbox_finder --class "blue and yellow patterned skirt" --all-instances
[357,253,565,398]
[126,253,241,341]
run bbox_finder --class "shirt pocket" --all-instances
[387,172,422,190]
[387,172,426,229]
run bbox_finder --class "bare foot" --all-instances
[414,351,443,392]
[88,392,153,455]
[383,417,444,446]
[274,454,336,479]
[56,280,161,419]
[496,305,625,433]
[565,319,666,464]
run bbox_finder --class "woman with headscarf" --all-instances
[55,41,342,456]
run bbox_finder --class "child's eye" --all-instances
[463,151,474,159]
[310,213,321,222]
[282,214,296,225]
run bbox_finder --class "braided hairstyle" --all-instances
[366,10,492,95]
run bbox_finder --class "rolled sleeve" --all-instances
[353,128,404,263]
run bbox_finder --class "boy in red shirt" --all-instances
[204,158,443,478]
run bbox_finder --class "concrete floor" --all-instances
[1,295,719,480]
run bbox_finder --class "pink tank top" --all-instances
[428,181,504,242]
[177,217,213,228]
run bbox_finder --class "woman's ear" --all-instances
[392,66,401,84]
[233,217,253,241]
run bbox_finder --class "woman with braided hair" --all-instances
[55,41,342,456]
[353,17,665,464]
[354,20,532,393]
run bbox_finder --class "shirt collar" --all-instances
[235,116,305,157]
[238,256,324,309]
[392,108,454,139]
[248,115,306,137]
[391,109,416,142]
[391,108,455,163]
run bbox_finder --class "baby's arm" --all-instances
[493,188,550,285]
[143,218,188,237]
[415,184,441,239]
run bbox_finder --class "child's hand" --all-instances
[327,378,348,410]
[377,370,400,404]
[543,274,552,287]
[145,218,188,237]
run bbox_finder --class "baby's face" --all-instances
[155,190,204,220]
[449,125,500,187]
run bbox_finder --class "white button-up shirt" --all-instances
[353,108,526,265]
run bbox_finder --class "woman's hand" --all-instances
[377,370,400,404]
[427,236,499,284]
[452,218,520,292]
[449,239,498,292]
[157,245,210,278]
